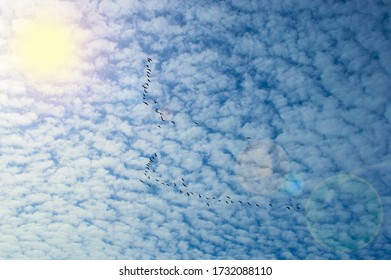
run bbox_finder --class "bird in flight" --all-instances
[137,58,300,215]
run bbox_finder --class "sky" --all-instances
[0,0,390,260]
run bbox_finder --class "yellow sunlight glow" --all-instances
[13,18,75,79]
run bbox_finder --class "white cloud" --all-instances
[0,0,389,260]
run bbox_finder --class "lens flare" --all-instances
[306,174,383,252]
[235,140,290,195]
[281,172,303,197]
[12,17,75,79]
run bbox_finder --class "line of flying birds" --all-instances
[142,58,199,127]
[138,58,299,212]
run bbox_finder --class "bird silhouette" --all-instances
[137,58,300,215]
[140,166,290,212]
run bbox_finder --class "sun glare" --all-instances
[12,18,75,79]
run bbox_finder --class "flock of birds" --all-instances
[141,57,199,128]
[138,58,300,212]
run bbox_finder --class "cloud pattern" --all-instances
[0,0,390,259]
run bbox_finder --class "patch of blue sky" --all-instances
[0,0,390,260]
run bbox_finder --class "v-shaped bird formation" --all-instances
[138,58,300,212]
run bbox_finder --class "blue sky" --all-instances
[0,0,390,259]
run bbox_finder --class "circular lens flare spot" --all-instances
[235,140,290,195]
[281,172,303,197]
[306,174,383,252]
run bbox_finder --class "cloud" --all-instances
[0,0,389,260]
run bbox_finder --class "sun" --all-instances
[12,18,75,79]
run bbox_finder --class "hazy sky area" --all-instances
[0,0,390,259]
